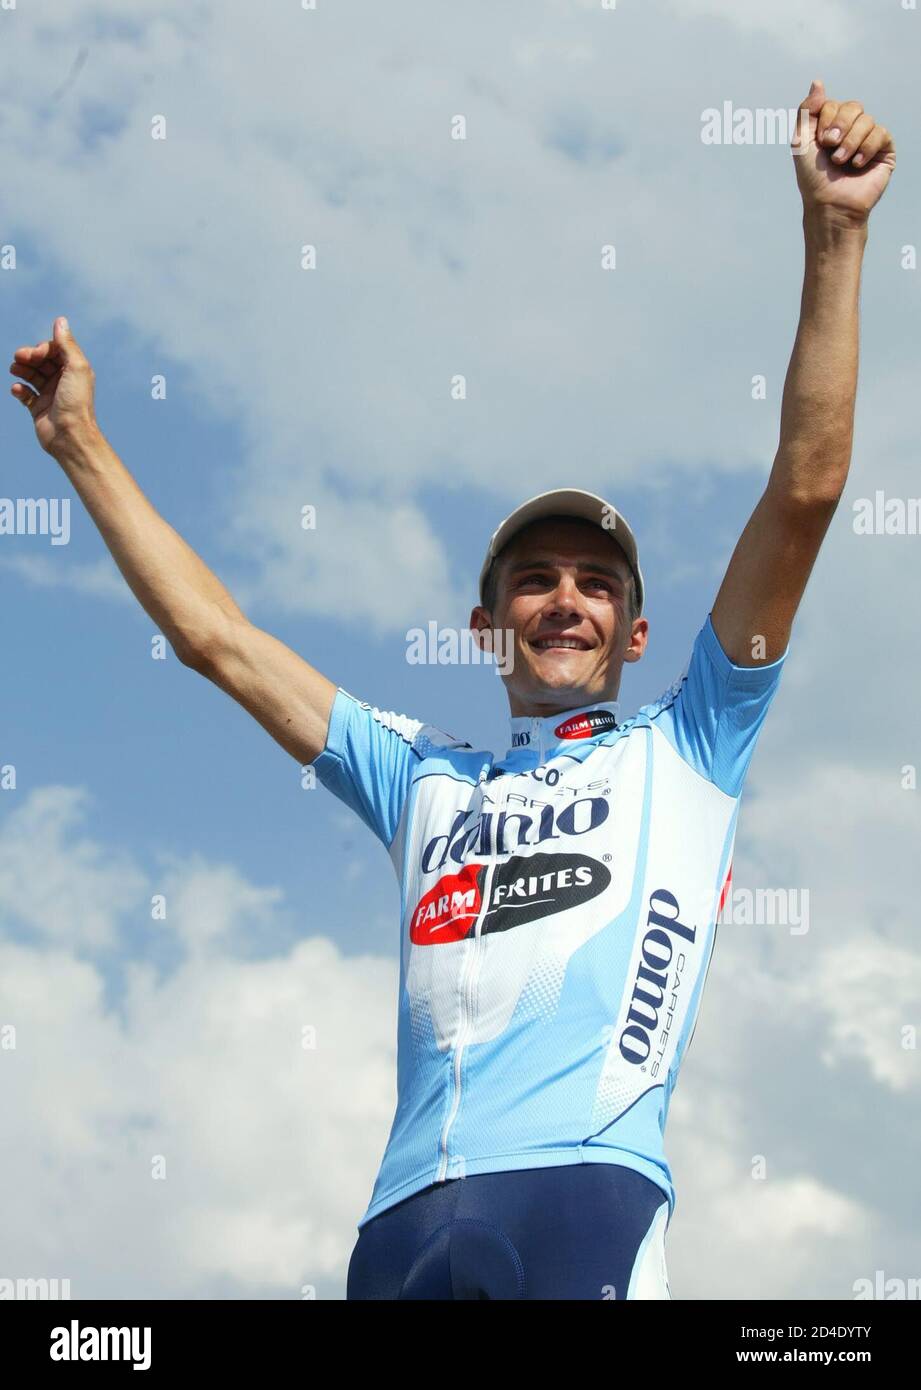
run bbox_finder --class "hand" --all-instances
[9,317,99,457]
[792,79,895,224]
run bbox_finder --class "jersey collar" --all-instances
[507,700,621,759]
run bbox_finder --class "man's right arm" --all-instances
[57,426,337,764]
[11,320,336,766]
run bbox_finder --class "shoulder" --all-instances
[334,689,477,762]
[624,615,734,728]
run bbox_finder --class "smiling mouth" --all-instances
[530,636,593,652]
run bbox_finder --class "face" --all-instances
[471,518,648,718]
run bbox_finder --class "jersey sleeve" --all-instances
[311,689,468,849]
[649,613,788,798]
[310,690,422,848]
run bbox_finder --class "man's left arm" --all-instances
[711,78,896,666]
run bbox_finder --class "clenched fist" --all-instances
[9,317,98,458]
[792,78,896,223]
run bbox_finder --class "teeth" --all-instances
[534,638,586,650]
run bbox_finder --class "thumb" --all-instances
[793,79,824,150]
[801,77,825,115]
[52,315,83,364]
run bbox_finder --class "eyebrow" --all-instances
[505,557,627,584]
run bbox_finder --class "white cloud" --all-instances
[0,554,134,604]
[667,1108,876,1299]
[0,787,146,948]
[0,787,398,1298]
[813,941,920,1092]
[151,854,283,957]
[715,1174,866,1245]
[662,0,858,52]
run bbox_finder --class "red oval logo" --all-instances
[554,709,619,740]
[410,864,485,944]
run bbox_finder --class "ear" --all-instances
[622,617,649,664]
[470,605,493,652]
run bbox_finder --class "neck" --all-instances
[507,688,619,719]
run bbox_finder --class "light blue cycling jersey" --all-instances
[313,613,788,1227]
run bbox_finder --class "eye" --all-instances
[583,577,612,592]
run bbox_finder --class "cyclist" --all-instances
[9,80,894,1298]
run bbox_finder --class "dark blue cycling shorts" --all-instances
[347,1163,671,1300]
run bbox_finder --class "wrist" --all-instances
[49,418,105,467]
[803,205,870,247]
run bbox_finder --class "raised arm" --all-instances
[711,78,896,666]
[9,318,336,764]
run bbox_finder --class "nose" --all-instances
[542,574,583,619]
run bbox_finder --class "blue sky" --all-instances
[1,0,919,1300]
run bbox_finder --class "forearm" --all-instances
[770,209,869,507]
[54,425,245,663]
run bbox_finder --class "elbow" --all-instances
[174,612,243,677]
[786,489,844,516]
[173,635,210,673]
[173,627,223,675]
[770,477,847,516]
[772,444,851,513]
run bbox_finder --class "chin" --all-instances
[528,661,589,694]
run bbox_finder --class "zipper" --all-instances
[436,750,519,1181]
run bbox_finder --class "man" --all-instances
[10,81,894,1299]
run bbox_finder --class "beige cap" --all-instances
[478,488,644,613]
